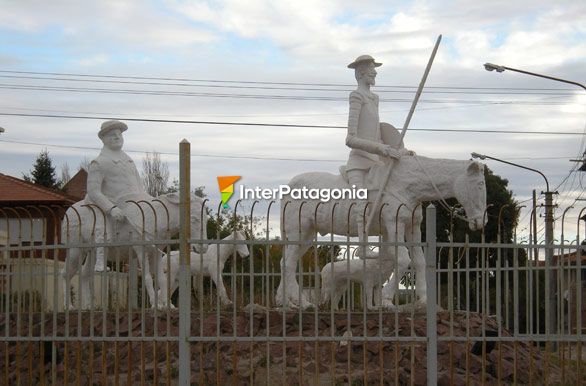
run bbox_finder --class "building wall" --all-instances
[0,258,128,312]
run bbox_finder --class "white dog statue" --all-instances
[320,251,395,311]
[159,231,249,307]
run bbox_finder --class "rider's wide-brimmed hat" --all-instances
[98,120,128,139]
[347,55,382,69]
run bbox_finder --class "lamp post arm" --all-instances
[473,153,550,192]
[501,65,586,92]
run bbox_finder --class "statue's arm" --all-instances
[346,92,398,158]
[87,160,116,214]
[129,158,143,192]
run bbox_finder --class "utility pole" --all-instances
[481,63,586,350]
[472,153,557,346]
[570,153,586,172]
[532,190,538,261]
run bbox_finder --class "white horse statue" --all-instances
[276,155,487,309]
[60,192,208,309]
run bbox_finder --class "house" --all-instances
[0,173,127,311]
[62,168,87,201]
[553,248,586,334]
[0,173,77,259]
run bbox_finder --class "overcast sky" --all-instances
[0,0,585,242]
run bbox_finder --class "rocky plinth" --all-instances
[0,310,579,385]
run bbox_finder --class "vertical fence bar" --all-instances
[178,139,191,385]
[425,203,437,385]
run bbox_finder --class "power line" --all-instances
[0,69,579,91]
[0,138,344,162]
[0,111,583,135]
[0,83,579,104]
[0,100,574,118]
[0,74,579,96]
[0,138,572,162]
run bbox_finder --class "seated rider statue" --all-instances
[86,120,152,271]
[343,55,414,258]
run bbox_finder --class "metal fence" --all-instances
[0,153,584,385]
[1,200,584,385]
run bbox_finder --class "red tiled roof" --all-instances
[554,251,586,265]
[0,173,76,204]
[538,250,586,266]
[62,169,87,201]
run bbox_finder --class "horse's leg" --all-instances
[381,222,410,308]
[407,220,426,304]
[61,246,82,310]
[80,248,95,310]
[133,245,157,308]
[365,276,375,311]
[150,247,168,308]
[320,263,342,309]
[156,256,169,307]
[373,285,381,308]
[331,280,346,311]
[159,254,180,308]
[275,216,314,309]
[93,223,108,272]
[210,266,232,306]
[319,266,332,307]
[276,242,312,309]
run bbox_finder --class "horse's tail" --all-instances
[60,204,83,245]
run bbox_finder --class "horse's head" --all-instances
[226,230,250,258]
[455,161,487,231]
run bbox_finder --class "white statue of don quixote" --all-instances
[276,35,488,310]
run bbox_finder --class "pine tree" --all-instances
[23,149,59,189]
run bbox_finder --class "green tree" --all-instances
[422,166,532,332]
[23,149,59,189]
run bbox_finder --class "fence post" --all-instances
[425,203,437,385]
[178,139,191,385]
[128,258,138,309]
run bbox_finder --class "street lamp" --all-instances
[485,62,586,172]
[483,63,586,343]
[471,152,557,338]
[484,63,586,91]
[471,152,549,191]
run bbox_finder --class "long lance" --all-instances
[365,34,442,234]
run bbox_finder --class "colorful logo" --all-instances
[217,176,241,208]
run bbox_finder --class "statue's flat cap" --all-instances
[98,120,128,139]
[347,55,382,69]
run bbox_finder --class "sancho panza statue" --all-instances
[86,120,150,270]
